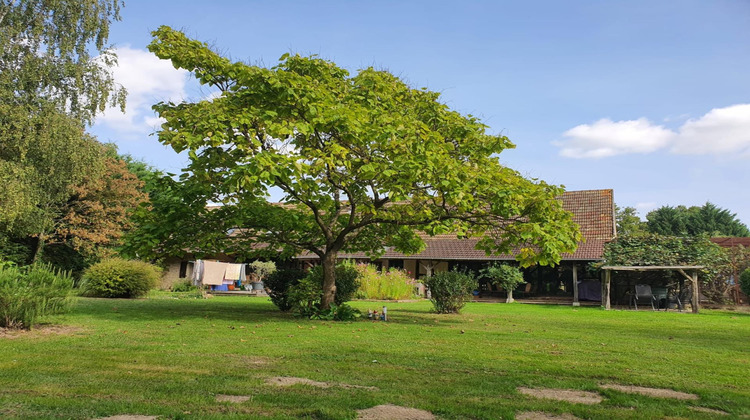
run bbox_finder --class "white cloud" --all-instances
[95,46,189,135]
[671,104,750,156]
[556,118,674,158]
[557,103,750,159]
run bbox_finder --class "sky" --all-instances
[89,0,750,225]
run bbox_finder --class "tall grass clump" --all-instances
[355,264,416,300]
[81,258,161,298]
[0,264,74,330]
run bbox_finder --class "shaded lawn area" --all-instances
[0,295,748,419]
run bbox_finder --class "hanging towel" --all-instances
[192,260,204,286]
[202,260,227,285]
[224,263,242,281]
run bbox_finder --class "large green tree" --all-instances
[615,205,645,236]
[0,0,127,264]
[0,0,125,124]
[147,27,581,309]
[646,203,749,237]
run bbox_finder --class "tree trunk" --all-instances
[320,252,338,310]
[506,289,514,303]
[31,231,46,263]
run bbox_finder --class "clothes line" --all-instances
[192,260,246,286]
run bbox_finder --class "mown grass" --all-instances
[0,294,748,419]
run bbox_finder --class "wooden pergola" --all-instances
[598,265,704,313]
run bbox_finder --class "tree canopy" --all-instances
[0,0,131,269]
[0,0,125,124]
[646,203,749,237]
[615,205,645,236]
[147,26,581,308]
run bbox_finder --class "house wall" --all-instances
[161,257,193,290]
[404,260,417,278]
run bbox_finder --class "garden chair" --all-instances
[515,282,532,299]
[631,284,656,310]
[666,285,693,312]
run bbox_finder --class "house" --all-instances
[162,189,616,302]
[295,189,615,300]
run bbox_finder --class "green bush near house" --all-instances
[480,263,525,303]
[354,264,416,300]
[304,263,361,306]
[81,258,161,298]
[0,263,73,330]
[265,268,307,311]
[170,279,197,293]
[423,270,476,314]
[740,268,750,297]
[284,263,362,320]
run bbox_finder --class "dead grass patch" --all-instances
[516,412,581,420]
[518,387,603,405]
[94,416,159,420]
[265,376,378,390]
[0,325,84,339]
[600,384,699,400]
[215,394,251,403]
[356,404,435,420]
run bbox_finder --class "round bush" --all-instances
[81,258,161,298]
[740,268,750,297]
[265,268,306,311]
[422,270,476,314]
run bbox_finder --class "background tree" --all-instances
[615,205,645,236]
[0,104,105,261]
[480,263,525,303]
[0,0,127,269]
[146,27,581,309]
[53,151,148,261]
[0,0,126,124]
[646,203,749,237]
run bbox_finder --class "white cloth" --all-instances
[192,260,204,285]
[202,260,227,286]
[224,263,242,281]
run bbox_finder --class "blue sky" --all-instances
[90,0,750,225]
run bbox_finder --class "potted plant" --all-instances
[249,261,276,291]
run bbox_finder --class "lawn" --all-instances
[1,295,748,419]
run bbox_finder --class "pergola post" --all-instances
[602,269,611,310]
[572,264,580,307]
[691,270,700,314]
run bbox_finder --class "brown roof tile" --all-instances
[710,237,750,248]
[298,189,616,261]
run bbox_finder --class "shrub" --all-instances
[0,264,74,330]
[422,270,476,314]
[740,268,750,297]
[286,263,362,319]
[171,279,198,293]
[288,276,325,317]
[81,258,161,298]
[265,268,306,311]
[480,263,525,303]
[305,263,361,305]
[355,264,415,300]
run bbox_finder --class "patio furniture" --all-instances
[667,285,693,312]
[651,286,668,309]
[631,284,656,310]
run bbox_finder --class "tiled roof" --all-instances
[710,237,750,248]
[298,189,616,262]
